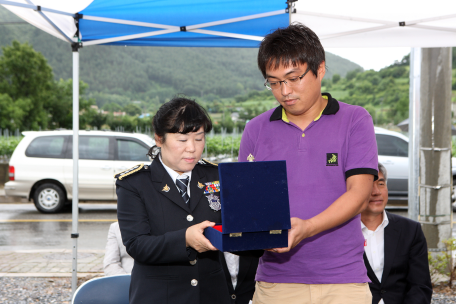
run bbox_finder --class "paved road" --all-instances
[0,202,455,278]
[0,202,117,277]
[0,203,117,251]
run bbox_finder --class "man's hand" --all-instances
[185,221,217,253]
[267,217,314,253]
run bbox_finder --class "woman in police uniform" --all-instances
[116,96,230,304]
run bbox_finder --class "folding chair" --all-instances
[72,274,130,304]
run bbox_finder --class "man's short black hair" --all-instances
[258,23,325,79]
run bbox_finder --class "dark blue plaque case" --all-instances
[204,161,291,251]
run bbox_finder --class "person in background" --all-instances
[239,23,378,304]
[220,252,259,304]
[103,221,134,276]
[361,163,432,304]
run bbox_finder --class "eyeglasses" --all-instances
[264,68,310,91]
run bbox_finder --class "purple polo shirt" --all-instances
[239,93,378,284]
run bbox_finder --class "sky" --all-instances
[326,47,412,71]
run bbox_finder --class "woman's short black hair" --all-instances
[258,23,325,78]
[147,96,212,159]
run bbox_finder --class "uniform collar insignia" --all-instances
[197,182,204,189]
[162,184,170,192]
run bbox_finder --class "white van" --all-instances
[5,130,154,213]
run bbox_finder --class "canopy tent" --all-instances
[0,0,290,294]
[291,0,456,48]
[2,0,456,295]
[1,0,288,47]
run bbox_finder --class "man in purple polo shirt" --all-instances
[239,24,378,304]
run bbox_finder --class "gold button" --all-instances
[187,215,194,222]
[190,259,197,265]
[191,279,198,286]
[302,133,305,137]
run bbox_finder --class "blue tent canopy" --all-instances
[79,0,288,47]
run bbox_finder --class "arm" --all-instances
[274,173,373,253]
[403,224,433,304]
[117,181,190,264]
[103,223,128,276]
[117,180,216,265]
[274,111,377,253]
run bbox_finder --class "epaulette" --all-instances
[114,163,146,180]
[198,158,218,167]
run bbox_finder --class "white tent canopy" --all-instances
[1,0,92,42]
[292,0,456,48]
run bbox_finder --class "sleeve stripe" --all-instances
[345,168,378,181]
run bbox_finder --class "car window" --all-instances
[117,139,149,161]
[376,134,408,157]
[80,136,110,160]
[67,136,113,160]
[25,136,66,158]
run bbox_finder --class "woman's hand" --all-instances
[185,221,217,253]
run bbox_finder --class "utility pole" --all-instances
[419,48,453,251]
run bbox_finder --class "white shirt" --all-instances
[159,155,192,197]
[361,210,389,304]
[223,252,240,289]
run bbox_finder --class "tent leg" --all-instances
[408,47,421,222]
[71,47,80,297]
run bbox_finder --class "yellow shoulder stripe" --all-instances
[115,163,144,180]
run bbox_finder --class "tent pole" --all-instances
[288,0,296,24]
[408,47,421,221]
[71,43,80,296]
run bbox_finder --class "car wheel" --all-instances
[33,183,66,213]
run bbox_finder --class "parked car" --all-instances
[375,127,456,208]
[4,131,154,213]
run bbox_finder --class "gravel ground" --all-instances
[0,277,456,303]
[0,277,96,304]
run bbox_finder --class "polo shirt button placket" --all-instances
[298,132,307,152]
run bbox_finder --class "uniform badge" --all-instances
[247,154,255,162]
[204,181,220,194]
[206,193,221,212]
[197,182,204,189]
[162,184,170,192]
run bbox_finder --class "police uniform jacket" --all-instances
[116,158,230,304]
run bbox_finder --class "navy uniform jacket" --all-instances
[220,253,259,304]
[364,211,432,304]
[116,159,230,304]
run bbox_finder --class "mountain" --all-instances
[0,5,362,104]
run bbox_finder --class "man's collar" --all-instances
[269,93,339,122]
[361,210,389,232]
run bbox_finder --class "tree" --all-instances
[0,41,53,130]
[103,102,122,112]
[332,74,341,84]
[0,93,32,130]
[123,104,142,116]
[46,79,94,129]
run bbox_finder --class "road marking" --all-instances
[0,219,117,223]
